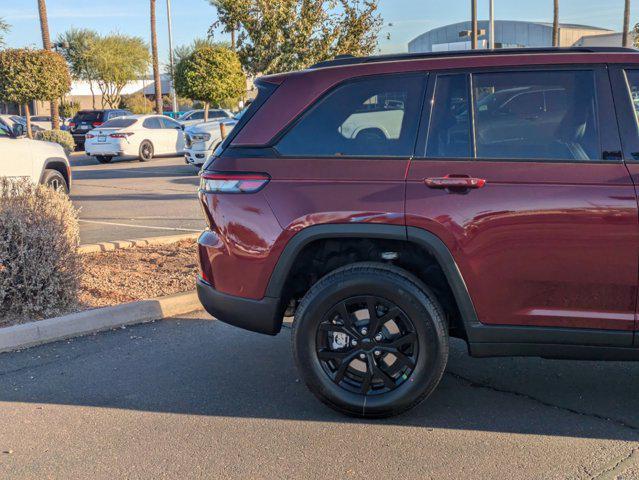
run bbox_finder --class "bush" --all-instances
[35,129,75,154]
[120,93,153,114]
[59,99,80,119]
[0,179,81,323]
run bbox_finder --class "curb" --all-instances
[78,232,200,254]
[0,291,201,353]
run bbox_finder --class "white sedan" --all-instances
[84,115,185,164]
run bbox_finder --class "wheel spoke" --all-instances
[333,351,358,384]
[317,349,353,361]
[392,350,416,370]
[371,361,396,389]
[371,307,401,336]
[318,323,351,337]
[360,360,373,394]
[388,331,416,349]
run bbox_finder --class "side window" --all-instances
[426,74,471,158]
[192,111,204,120]
[143,117,162,129]
[473,70,600,161]
[276,75,425,157]
[160,117,180,129]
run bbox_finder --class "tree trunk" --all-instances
[24,104,33,139]
[204,102,209,122]
[231,28,236,50]
[471,0,478,49]
[89,80,96,109]
[37,0,60,130]
[623,0,631,47]
[150,0,163,115]
[552,0,559,47]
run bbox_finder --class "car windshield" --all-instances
[100,118,137,128]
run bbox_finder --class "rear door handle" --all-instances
[424,175,486,189]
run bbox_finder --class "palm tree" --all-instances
[150,0,163,114]
[37,0,60,130]
[623,0,631,47]
[552,0,559,47]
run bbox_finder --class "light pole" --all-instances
[488,0,495,49]
[471,0,478,49]
[166,0,178,114]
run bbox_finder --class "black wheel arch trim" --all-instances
[40,158,71,189]
[264,223,482,336]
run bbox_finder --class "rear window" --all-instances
[276,75,425,157]
[75,111,103,123]
[101,118,136,128]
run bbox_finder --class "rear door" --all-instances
[407,66,637,339]
[160,117,183,154]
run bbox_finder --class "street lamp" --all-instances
[166,0,178,114]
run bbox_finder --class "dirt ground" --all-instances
[79,239,199,309]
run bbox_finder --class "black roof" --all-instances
[310,47,638,69]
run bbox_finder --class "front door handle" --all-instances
[424,175,486,189]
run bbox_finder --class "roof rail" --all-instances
[310,46,638,69]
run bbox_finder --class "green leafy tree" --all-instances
[0,18,10,49]
[57,29,100,108]
[209,0,382,75]
[120,93,153,114]
[174,45,245,120]
[0,49,71,138]
[91,34,150,108]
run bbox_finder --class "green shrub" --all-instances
[59,99,81,119]
[35,129,75,154]
[0,178,81,323]
[120,93,153,114]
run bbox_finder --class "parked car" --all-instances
[0,115,44,136]
[183,110,244,168]
[196,47,639,418]
[0,121,71,193]
[30,115,53,130]
[84,114,185,163]
[69,109,131,150]
[178,109,231,128]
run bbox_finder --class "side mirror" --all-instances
[13,124,25,137]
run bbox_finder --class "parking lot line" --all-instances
[78,219,201,233]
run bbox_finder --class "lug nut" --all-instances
[374,334,383,342]
[374,350,381,356]
[351,339,358,347]
[361,328,368,335]
[359,353,366,360]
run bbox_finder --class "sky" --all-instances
[2,0,639,69]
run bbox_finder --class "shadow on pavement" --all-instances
[1,316,638,441]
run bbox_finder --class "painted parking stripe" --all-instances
[78,219,201,232]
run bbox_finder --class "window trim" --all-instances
[415,64,621,164]
[272,72,429,160]
[609,65,639,163]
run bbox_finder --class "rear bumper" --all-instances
[196,277,282,335]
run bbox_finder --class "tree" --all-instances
[37,0,61,130]
[90,34,150,108]
[120,93,153,114]
[174,45,245,120]
[0,18,10,49]
[57,29,100,109]
[59,99,80,119]
[150,0,163,114]
[0,49,71,138]
[209,0,382,75]
[623,0,631,47]
[552,0,559,47]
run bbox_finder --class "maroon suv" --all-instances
[197,47,639,417]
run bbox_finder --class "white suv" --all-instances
[0,123,71,193]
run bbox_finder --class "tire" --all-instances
[41,169,69,194]
[139,141,154,162]
[292,262,449,418]
[95,155,112,164]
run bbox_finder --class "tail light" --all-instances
[69,122,76,128]
[92,121,103,127]
[109,132,134,138]
[199,172,270,193]
[86,133,95,139]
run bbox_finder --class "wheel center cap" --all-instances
[361,338,373,346]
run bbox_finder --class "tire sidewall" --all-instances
[43,170,68,194]
[294,267,448,417]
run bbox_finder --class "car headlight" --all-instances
[191,133,211,142]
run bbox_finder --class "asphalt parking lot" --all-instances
[69,153,204,245]
[1,312,638,479]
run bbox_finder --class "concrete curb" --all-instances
[78,232,200,254]
[0,291,201,353]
